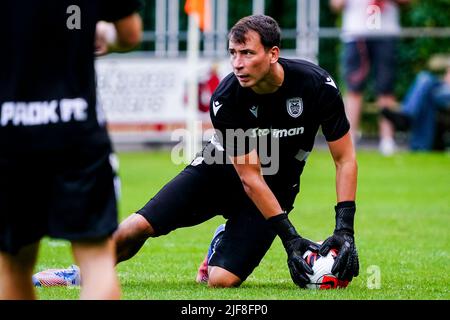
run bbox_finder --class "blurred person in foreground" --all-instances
[330,0,410,156]
[38,15,359,289]
[0,0,142,300]
[381,55,450,151]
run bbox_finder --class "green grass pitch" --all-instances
[35,149,450,300]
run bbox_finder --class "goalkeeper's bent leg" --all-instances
[113,213,154,263]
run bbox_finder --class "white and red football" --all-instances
[302,248,350,289]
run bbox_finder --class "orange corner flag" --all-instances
[184,0,211,32]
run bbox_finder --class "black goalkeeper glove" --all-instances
[319,201,359,282]
[268,213,319,288]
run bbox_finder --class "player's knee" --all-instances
[208,276,241,288]
[207,268,242,288]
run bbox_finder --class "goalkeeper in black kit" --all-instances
[37,14,359,289]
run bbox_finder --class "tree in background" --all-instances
[396,0,450,98]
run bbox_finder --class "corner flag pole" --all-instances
[185,12,201,163]
[185,0,211,163]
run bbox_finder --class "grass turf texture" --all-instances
[35,150,450,300]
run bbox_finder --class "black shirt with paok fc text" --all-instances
[206,58,350,203]
[0,0,141,154]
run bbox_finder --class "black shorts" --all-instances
[0,145,119,254]
[137,159,297,281]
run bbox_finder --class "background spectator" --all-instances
[330,0,411,155]
[381,54,450,151]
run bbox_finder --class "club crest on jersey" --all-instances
[286,97,303,118]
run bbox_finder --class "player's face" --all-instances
[228,30,277,91]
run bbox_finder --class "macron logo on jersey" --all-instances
[325,77,337,89]
[249,105,258,118]
[213,101,222,116]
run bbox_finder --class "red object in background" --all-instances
[370,0,386,11]
[198,69,220,113]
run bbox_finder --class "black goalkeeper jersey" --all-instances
[0,0,141,154]
[207,58,350,198]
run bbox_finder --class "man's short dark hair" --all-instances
[229,15,281,50]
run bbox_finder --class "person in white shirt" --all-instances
[330,0,410,156]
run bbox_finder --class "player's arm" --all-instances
[328,131,357,203]
[113,13,142,50]
[317,74,360,282]
[230,151,319,288]
[231,150,283,219]
[319,131,359,281]
[95,13,142,56]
